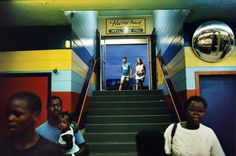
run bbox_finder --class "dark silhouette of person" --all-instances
[136,130,165,156]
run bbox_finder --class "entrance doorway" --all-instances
[100,37,155,90]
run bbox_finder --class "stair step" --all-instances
[85,132,137,143]
[87,142,136,153]
[93,90,163,96]
[88,107,170,115]
[91,95,164,102]
[89,101,166,108]
[87,115,171,124]
[87,90,171,155]
[86,123,170,133]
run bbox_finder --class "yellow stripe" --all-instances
[72,51,89,79]
[0,49,72,71]
[0,49,97,85]
[184,46,236,67]
[72,51,96,85]
[156,57,165,86]
[165,48,185,77]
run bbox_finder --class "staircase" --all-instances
[85,90,172,156]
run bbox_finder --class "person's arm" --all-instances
[58,134,73,150]
[73,130,89,156]
[164,124,174,155]
[210,130,225,156]
[132,66,136,78]
[129,65,132,77]
[143,64,146,74]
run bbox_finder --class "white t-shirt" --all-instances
[164,122,225,156]
[58,127,80,154]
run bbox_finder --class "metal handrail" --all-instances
[156,57,181,122]
[77,59,97,124]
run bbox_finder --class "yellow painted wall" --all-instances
[0,49,72,72]
[72,51,96,85]
[156,57,165,86]
[184,46,236,67]
[0,49,97,85]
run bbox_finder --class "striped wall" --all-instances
[0,49,97,112]
[154,10,190,106]
[0,11,98,130]
[65,11,98,97]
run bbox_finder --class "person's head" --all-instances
[122,57,127,64]
[136,130,165,156]
[6,91,42,136]
[184,96,207,126]
[58,112,72,132]
[47,96,63,119]
[136,57,143,65]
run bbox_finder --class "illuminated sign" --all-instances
[106,18,146,34]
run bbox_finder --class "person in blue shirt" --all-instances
[119,56,132,91]
[36,96,89,156]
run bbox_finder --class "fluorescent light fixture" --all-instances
[65,40,71,48]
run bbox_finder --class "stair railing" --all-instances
[74,58,97,125]
[156,57,182,122]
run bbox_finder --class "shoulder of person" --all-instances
[166,123,177,130]
[200,124,216,135]
[164,123,178,135]
[36,121,48,131]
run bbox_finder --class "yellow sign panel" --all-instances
[106,18,146,34]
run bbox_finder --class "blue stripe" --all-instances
[161,36,184,65]
[72,38,93,67]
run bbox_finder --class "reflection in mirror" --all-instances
[192,21,235,62]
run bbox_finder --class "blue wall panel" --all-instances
[200,75,236,156]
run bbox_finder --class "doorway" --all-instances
[196,71,236,156]
[100,37,156,90]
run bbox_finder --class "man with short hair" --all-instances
[0,92,64,156]
[36,96,89,156]
[119,56,132,91]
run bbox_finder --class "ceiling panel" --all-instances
[0,0,235,27]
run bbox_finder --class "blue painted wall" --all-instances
[200,75,236,156]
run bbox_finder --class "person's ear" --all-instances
[32,111,41,122]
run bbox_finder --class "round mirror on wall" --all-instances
[192,21,235,62]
